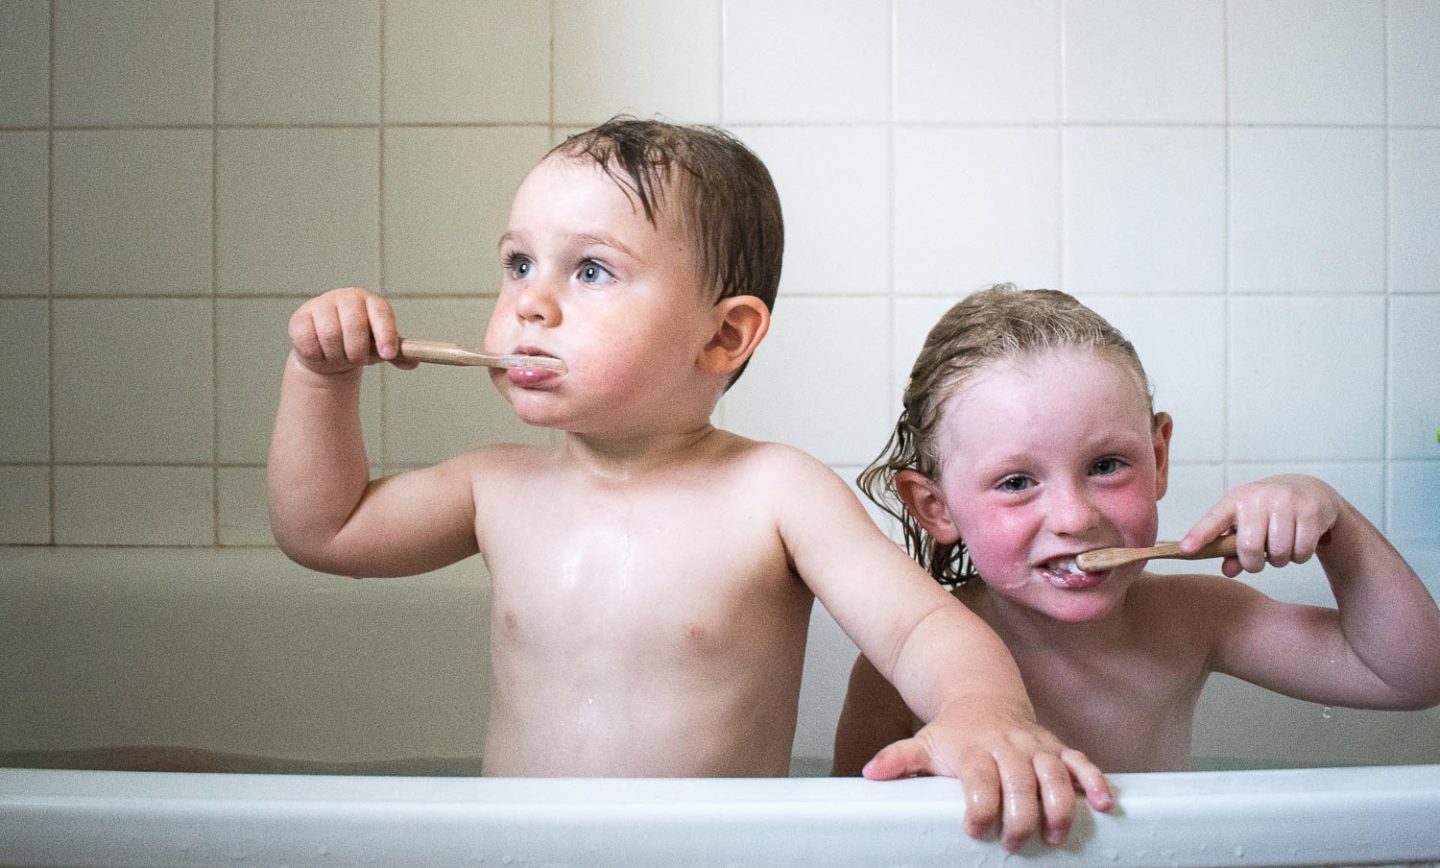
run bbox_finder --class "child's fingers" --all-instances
[1033,753,1076,846]
[992,748,1042,851]
[860,737,928,781]
[1181,501,1238,553]
[337,298,376,365]
[1265,512,1296,568]
[1061,747,1113,813]
[309,303,348,365]
[365,293,401,360]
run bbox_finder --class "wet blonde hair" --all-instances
[858,284,1154,587]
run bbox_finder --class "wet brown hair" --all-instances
[549,117,784,386]
[858,284,1154,587]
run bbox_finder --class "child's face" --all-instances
[905,347,1171,623]
[486,155,720,434]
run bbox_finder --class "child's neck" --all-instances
[970,583,1135,655]
[560,423,722,479]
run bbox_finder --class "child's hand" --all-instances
[861,705,1112,851]
[288,287,417,376]
[1180,474,1341,577]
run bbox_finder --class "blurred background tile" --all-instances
[1389,0,1440,126]
[55,465,214,546]
[0,299,50,462]
[0,0,50,127]
[0,133,48,296]
[0,466,50,544]
[1390,131,1440,294]
[1388,295,1440,460]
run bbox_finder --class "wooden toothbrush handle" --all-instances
[1076,535,1239,572]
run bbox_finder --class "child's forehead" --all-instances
[950,347,1150,415]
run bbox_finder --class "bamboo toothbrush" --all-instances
[1075,534,1240,572]
[398,338,566,373]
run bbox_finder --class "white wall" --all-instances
[1,0,1437,769]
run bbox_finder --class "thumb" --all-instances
[863,737,935,781]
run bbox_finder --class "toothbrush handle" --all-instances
[1075,535,1240,572]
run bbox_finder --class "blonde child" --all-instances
[268,121,1110,850]
[833,285,1440,774]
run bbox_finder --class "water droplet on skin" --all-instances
[1321,706,1333,719]
[1234,845,1245,858]
[1102,848,1119,861]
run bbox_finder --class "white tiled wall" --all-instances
[2,0,1438,765]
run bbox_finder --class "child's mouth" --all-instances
[1040,557,1102,590]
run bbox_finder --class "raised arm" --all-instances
[1182,474,1440,709]
[767,447,1110,850]
[267,287,479,577]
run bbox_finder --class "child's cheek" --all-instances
[960,508,1036,590]
[1108,485,1161,548]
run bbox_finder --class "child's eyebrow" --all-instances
[573,232,639,260]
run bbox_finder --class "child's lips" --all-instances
[1039,556,1104,590]
[505,346,564,386]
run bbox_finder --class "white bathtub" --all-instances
[2,765,1439,867]
[4,547,1440,866]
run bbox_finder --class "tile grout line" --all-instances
[211,0,222,546]
[377,0,389,477]
[46,0,57,545]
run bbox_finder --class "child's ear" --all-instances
[894,470,961,544]
[1152,411,1174,501]
[699,295,770,376]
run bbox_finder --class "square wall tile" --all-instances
[53,130,212,296]
[724,0,889,123]
[1229,128,1385,294]
[384,0,548,124]
[1228,297,1384,462]
[383,127,549,295]
[53,0,213,126]
[383,297,546,466]
[1229,462,1386,535]
[894,127,1060,294]
[219,466,271,546]
[0,299,50,462]
[1389,296,1440,460]
[1227,0,1385,125]
[0,132,48,296]
[724,297,892,466]
[1064,127,1225,296]
[895,0,1060,123]
[1064,0,1224,123]
[218,129,379,296]
[55,466,214,546]
[1155,463,1226,544]
[892,296,958,404]
[555,0,720,124]
[732,126,889,296]
[1082,295,1225,464]
[54,299,214,463]
[1388,0,1440,125]
[217,298,383,465]
[0,466,50,544]
[0,0,49,126]
[218,0,379,124]
[1389,461,1440,541]
[1390,130,1440,294]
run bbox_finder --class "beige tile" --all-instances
[553,0,720,124]
[54,299,214,463]
[0,299,49,462]
[1389,296,1440,460]
[55,465,214,545]
[216,297,383,464]
[0,466,50,544]
[218,0,380,124]
[382,126,549,295]
[730,126,889,296]
[0,132,48,296]
[217,128,379,297]
[52,130,212,296]
[723,296,892,466]
[384,0,549,124]
[0,0,50,126]
[724,0,889,123]
[53,0,213,125]
[382,297,547,466]
[218,466,271,546]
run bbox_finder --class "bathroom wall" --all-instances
[1,0,1438,768]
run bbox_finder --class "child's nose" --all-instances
[1047,484,1101,536]
[514,276,561,324]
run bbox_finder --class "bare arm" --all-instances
[267,287,480,577]
[1184,475,1440,709]
[832,654,914,776]
[767,447,1110,849]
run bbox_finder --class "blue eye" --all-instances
[1091,457,1125,476]
[998,475,1034,493]
[503,253,532,280]
[578,260,613,285]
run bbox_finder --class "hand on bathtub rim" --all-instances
[861,701,1113,851]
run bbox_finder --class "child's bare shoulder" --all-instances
[1127,570,1267,623]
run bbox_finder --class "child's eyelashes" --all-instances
[997,474,1036,494]
[577,259,614,285]
[502,251,533,280]
[1090,457,1128,477]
